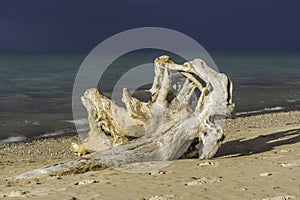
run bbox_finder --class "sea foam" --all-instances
[236,106,285,116]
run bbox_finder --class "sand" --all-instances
[0,111,300,199]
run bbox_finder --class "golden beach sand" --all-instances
[0,111,299,199]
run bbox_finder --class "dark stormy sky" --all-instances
[1,0,300,52]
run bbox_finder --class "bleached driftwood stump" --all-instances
[14,55,234,178]
[73,55,234,161]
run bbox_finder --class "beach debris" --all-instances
[14,55,234,178]
[70,142,88,156]
[259,172,272,177]
[197,161,219,167]
[280,149,291,153]
[279,162,299,167]
[221,153,241,158]
[149,194,174,200]
[2,190,29,198]
[147,170,166,175]
[74,179,99,185]
[185,177,221,186]
[262,195,296,200]
[72,55,234,164]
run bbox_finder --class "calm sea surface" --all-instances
[0,51,299,143]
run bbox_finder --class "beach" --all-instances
[1,0,300,199]
[0,110,299,199]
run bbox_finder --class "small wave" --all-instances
[64,118,88,125]
[0,136,27,145]
[0,127,77,145]
[38,131,67,138]
[37,126,77,139]
[76,127,90,132]
[287,99,300,103]
[24,120,40,126]
[236,106,285,116]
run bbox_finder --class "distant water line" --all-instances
[0,51,299,143]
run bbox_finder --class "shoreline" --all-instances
[235,106,299,117]
[0,110,300,199]
[1,107,299,146]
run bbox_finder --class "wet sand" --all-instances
[0,111,300,199]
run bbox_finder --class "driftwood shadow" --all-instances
[215,128,300,157]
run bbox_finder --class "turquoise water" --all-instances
[0,51,299,142]
[0,53,84,142]
[215,52,300,112]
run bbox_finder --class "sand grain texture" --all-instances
[0,111,300,199]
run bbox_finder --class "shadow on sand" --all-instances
[216,128,300,158]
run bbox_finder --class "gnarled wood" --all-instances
[14,55,234,178]
[78,55,234,161]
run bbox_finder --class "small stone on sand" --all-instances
[197,161,219,167]
[74,179,98,185]
[149,194,174,200]
[280,149,291,153]
[6,190,29,197]
[185,177,221,186]
[259,172,272,177]
[148,170,166,175]
[279,163,298,167]
[262,195,296,200]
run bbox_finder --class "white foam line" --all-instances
[0,136,27,145]
[236,106,285,116]
[287,99,300,103]
[63,118,88,125]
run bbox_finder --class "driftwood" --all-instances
[77,55,234,159]
[14,55,234,178]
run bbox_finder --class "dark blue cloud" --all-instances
[0,0,300,51]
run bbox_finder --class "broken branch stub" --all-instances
[77,55,234,164]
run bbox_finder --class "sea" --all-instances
[0,51,299,144]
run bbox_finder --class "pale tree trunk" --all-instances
[14,55,234,179]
